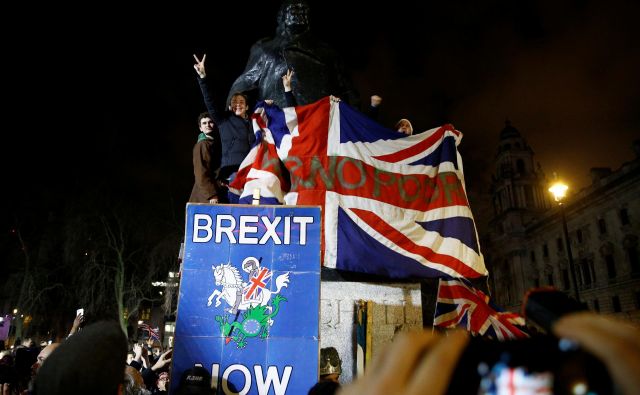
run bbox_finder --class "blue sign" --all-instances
[170,205,321,394]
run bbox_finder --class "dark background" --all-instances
[3,0,639,231]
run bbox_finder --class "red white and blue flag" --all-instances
[229,97,487,279]
[242,267,273,303]
[434,278,529,340]
[139,322,161,342]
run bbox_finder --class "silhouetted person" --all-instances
[227,0,359,108]
[34,321,127,395]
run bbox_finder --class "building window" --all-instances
[543,244,549,258]
[576,229,583,243]
[547,273,554,286]
[562,269,570,290]
[635,292,640,309]
[612,296,621,312]
[598,218,607,235]
[516,159,525,174]
[534,278,540,287]
[620,208,630,225]
[556,237,564,252]
[593,299,600,312]
[530,251,536,263]
[605,254,616,278]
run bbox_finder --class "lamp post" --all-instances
[548,182,580,302]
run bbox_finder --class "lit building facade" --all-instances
[484,122,640,322]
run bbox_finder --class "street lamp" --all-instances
[548,181,580,302]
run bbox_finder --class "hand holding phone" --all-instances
[447,334,612,394]
[554,312,640,395]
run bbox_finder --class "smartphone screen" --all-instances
[446,336,613,395]
[76,308,84,316]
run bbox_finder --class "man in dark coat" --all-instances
[189,112,221,203]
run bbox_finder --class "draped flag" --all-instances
[229,97,487,279]
[434,278,529,340]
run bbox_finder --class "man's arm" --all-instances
[367,95,382,120]
[193,54,224,125]
[68,313,84,337]
[282,69,297,107]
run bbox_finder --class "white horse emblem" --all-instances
[207,262,290,313]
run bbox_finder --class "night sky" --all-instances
[3,0,639,230]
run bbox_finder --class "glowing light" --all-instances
[571,381,587,394]
[549,182,568,202]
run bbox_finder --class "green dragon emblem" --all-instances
[216,294,287,349]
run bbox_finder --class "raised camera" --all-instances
[446,288,613,395]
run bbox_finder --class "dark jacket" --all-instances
[189,136,219,203]
[198,77,255,181]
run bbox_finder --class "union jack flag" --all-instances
[434,278,529,340]
[242,267,272,303]
[229,97,487,279]
[139,322,160,342]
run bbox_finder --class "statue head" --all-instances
[277,0,310,35]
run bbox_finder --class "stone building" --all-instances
[484,122,640,322]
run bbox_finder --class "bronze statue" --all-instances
[227,0,359,108]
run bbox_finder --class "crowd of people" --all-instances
[1,309,638,394]
[0,314,177,395]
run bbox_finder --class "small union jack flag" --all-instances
[139,322,160,342]
[242,267,273,302]
[434,278,529,340]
